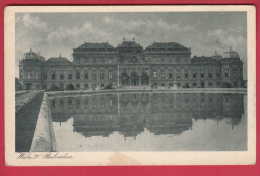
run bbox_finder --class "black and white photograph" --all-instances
[5,6,256,165]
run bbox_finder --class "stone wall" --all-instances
[30,93,56,152]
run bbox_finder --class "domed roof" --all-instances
[46,56,72,66]
[23,48,45,62]
[117,40,143,49]
[145,42,189,51]
[74,42,115,51]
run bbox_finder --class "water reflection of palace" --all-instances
[50,93,244,138]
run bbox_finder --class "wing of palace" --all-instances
[18,39,244,90]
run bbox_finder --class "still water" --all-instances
[49,92,247,151]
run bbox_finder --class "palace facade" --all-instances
[19,39,244,90]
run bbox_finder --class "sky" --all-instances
[15,12,247,77]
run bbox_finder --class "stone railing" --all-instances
[30,93,56,152]
[46,88,247,98]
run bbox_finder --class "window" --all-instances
[76,71,80,79]
[60,83,64,89]
[176,74,181,80]
[84,84,89,89]
[161,58,165,63]
[185,73,189,79]
[208,82,213,86]
[153,71,157,78]
[216,73,221,78]
[201,73,204,78]
[208,73,212,78]
[84,73,88,79]
[100,72,105,80]
[169,73,173,79]
[43,73,47,80]
[185,98,189,103]
[193,73,197,78]
[161,71,166,78]
[225,72,229,78]
[92,72,97,80]
[60,74,64,80]
[76,84,80,89]
[108,71,113,80]
[68,74,72,80]
[51,73,56,80]
[192,82,197,87]
[201,81,205,88]
[52,100,56,108]
[225,97,229,103]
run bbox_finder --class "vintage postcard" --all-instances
[4,5,256,166]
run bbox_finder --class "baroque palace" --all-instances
[19,39,244,90]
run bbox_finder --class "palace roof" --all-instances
[145,42,189,51]
[74,42,115,51]
[117,40,143,49]
[23,49,45,62]
[46,56,73,66]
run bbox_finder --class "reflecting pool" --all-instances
[49,92,247,151]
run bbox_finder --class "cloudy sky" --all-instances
[15,12,247,76]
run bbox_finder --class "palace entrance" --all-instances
[130,72,139,86]
[141,72,149,85]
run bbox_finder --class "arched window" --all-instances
[92,72,97,81]
[84,72,88,79]
[169,73,173,79]
[76,71,80,79]
[60,74,64,80]
[51,73,56,80]
[100,72,105,80]
[68,74,73,80]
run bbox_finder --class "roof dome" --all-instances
[74,42,115,51]
[23,48,45,62]
[145,42,189,51]
[117,40,143,49]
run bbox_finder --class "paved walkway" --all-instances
[15,91,44,152]
[15,91,42,113]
